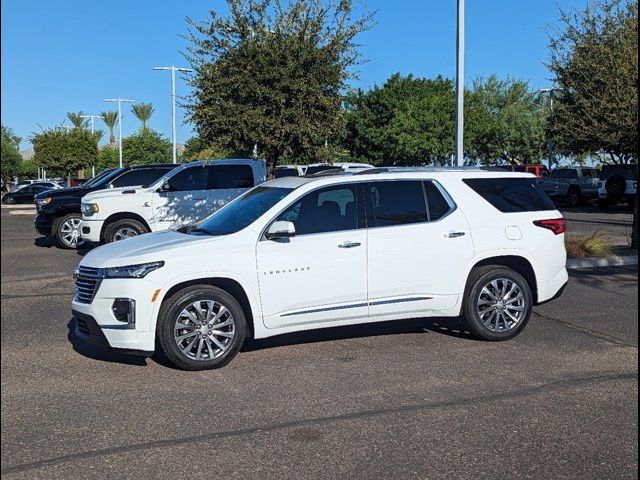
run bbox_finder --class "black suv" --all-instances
[34,164,178,248]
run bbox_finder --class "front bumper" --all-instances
[79,219,105,243]
[34,212,54,236]
[71,277,162,352]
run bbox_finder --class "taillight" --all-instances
[534,219,567,235]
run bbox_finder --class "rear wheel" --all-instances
[103,218,149,244]
[54,213,82,249]
[157,285,247,370]
[462,267,533,341]
[566,189,580,207]
[3,196,15,205]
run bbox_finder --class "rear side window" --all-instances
[210,165,254,189]
[463,178,555,213]
[365,181,428,227]
[424,181,451,221]
[111,168,171,188]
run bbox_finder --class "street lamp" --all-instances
[80,114,105,176]
[153,66,193,164]
[538,88,559,170]
[104,98,135,168]
[455,0,465,166]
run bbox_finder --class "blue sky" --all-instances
[1,0,588,150]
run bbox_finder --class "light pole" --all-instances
[538,88,558,170]
[455,0,465,166]
[104,98,135,167]
[153,66,193,163]
[80,114,104,176]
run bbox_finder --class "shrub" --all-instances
[565,231,614,258]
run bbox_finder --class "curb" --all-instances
[567,255,638,269]
[1,204,36,210]
[8,210,36,216]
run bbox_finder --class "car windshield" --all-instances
[187,186,293,236]
[83,168,120,188]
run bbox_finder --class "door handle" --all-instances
[338,241,361,248]
[445,231,466,238]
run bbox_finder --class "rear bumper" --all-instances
[536,267,569,305]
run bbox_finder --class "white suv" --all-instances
[80,159,266,244]
[72,168,568,370]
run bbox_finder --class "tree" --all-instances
[465,76,547,165]
[182,136,232,161]
[122,130,172,165]
[31,127,98,178]
[131,103,155,131]
[548,0,638,247]
[342,74,456,166]
[184,0,373,176]
[548,0,638,163]
[66,112,89,130]
[1,125,23,182]
[101,111,118,147]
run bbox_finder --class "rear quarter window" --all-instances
[463,178,556,213]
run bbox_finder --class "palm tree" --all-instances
[131,103,154,131]
[101,111,118,147]
[66,112,88,130]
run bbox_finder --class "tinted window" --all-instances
[305,166,341,175]
[366,181,428,227]
[167,167,209,191]
[275,167,299,178]
[276,185,358,235]
[84,168,117,187]
[424,181,451,221]
[111,168,171,188]
[193,187,292,236]
[463,178,556,212]
[551,169,578,179]
[210,165,254,189]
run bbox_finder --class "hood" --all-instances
[82,186,152,202]
[80,230,220,268]
[34,185,87,200]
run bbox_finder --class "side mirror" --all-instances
[266,221,296,240]
[161,181,171,192]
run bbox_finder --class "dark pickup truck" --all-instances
[34,164,178,248]
[539,167,599,207]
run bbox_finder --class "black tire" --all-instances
[3,195,15,205]
[605,175,626,198]
[566,189,580,207]
[53,213,82,249]
[103,218,149,244]
[157,285,247,370]
[461,266,533,341]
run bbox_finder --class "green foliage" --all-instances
[1,125,23,181]
[101,111,118,146]
[548,0,638,163]
[343,74,455,166]
[17,159,39,179]
[66,112,89,130]
[97,147,120,171]
[31,127,99,176]
[465,76,547,165]
[131,103,155,131]
[122,130,172,165]
[184,0,373,174]
[182,136,234,161]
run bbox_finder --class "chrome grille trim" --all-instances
[74,266,102,304]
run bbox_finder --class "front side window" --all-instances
[166,166,209,192]
[275,185,359,235]
[365,181,428,228]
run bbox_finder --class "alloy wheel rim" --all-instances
[60,218,82,248]
[476,278,526,333]
[113,227,138,242]
[173,300,236,361]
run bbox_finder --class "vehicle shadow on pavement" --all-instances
[66,319,148,367]
[34,236,57,248]
[242,317,474,352]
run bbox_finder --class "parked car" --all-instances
[72,168,568,370]
[499,164,550,179]
[275,165,305,178]
[34,164,178,249]
[597,164,638,209]
[2,184,53,204]
[79,159,267,245]
[539,167,599,207]
[304,162,374,176]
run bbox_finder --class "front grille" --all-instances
[75,266,102,304]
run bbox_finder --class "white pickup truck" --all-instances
[80,159,267,244]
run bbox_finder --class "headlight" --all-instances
[102,261,165,279]
[82,202,100,216]
[36,197,52,206]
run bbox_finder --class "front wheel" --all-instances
[157,285,247,370]
[462,267,533,341]
[103,218,149,244]
[54,213,82,249]
[566,190,580,207]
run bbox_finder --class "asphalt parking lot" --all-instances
[1,207,638,479]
